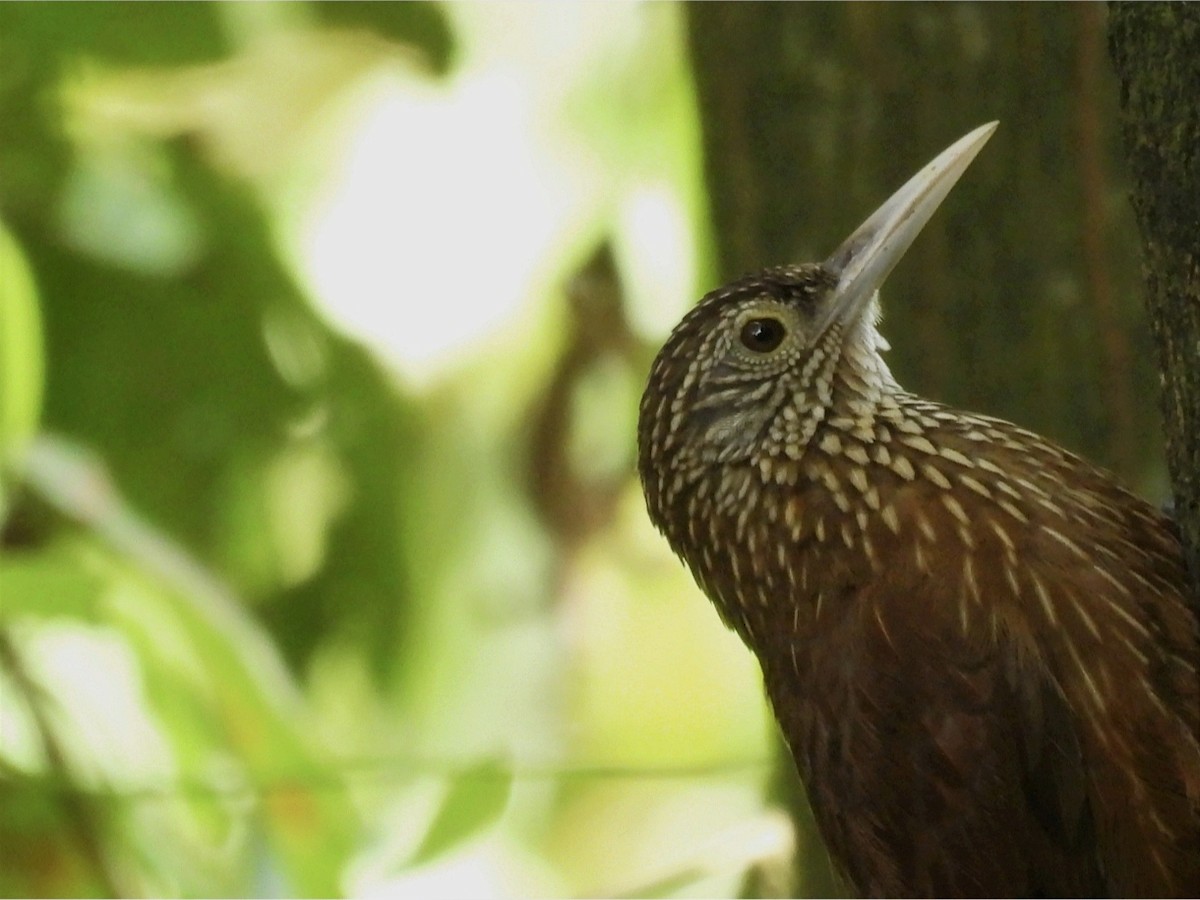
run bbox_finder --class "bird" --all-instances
[637,122,1200,897]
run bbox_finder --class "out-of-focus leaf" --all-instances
[409,759,513,866]
[30,147,302,564]
[0,547,102,621]
[16,432,360,894]
[0,222,43,515]
[311,0,455,74]
[262,341,421,679]
[0,10,71,222]
[614,866,707,900]
[0,774,107,898]
[0,4,227,66]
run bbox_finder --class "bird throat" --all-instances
[661,341,906,650]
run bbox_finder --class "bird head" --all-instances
[638,123,997,517]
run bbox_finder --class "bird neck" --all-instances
[653,387,964,651]
[830,314,901,410]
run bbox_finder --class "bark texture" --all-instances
[1109,2,1200,609]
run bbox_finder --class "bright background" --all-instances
[0,5,780,897]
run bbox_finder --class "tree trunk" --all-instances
[1108,2,1200,610]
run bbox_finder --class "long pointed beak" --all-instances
[815,121,998,336]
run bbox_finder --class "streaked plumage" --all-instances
[637,126,1200,896]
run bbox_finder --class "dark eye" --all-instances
[739,317,786,353]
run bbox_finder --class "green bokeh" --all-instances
[0,222,43,514]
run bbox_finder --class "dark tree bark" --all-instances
[1108,3,1200,610]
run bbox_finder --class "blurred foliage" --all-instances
[0,3,775,898]
[0,219,43,511]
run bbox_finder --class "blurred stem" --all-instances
[17,434,358,895]
[20,435,302,707]
[0,629,124,897]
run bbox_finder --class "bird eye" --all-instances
[739,317,787,353]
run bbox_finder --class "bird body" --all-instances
[637,126,1200,896]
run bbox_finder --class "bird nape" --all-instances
[637,123,1200,897]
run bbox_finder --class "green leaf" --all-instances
[0,221,43,517]
[0,4,228,66]
[0,545,100,621]
[410,759,513,866]
[311,0,456,74]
